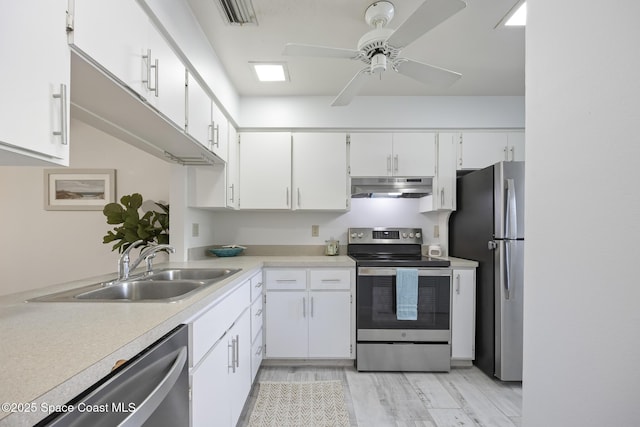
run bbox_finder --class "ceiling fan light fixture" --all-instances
[250,62,289,82]
[371,52,387,74]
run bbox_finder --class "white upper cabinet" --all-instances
[71,0,148,96]
[145,26,186,128]
[292,133,348,211]
[0,0,70,165]
[457,131,525,170]
[210,102,229,162]
[392,133,437,177]
[186,72,212,150]
[434,133,458,211]
[239,132,292,209]
[349,132,436,177]
[226,126,239,209]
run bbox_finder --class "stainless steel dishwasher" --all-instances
[36,325,189,427]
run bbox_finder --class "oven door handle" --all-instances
[357,267,451,277]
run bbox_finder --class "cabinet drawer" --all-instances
[266,269,306,290]
[190,280,250,367]
[251,297,264,343]
[251,333,263,383]
[309,269,351,290]
[250,271,263,302]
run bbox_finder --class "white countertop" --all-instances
[0,254,476,425]
[0,255,354,426]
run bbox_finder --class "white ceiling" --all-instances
[185,0,524,99]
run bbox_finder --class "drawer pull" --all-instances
[254,281,263,288]
[256,346,263,356]
[255,309,263,316]
[276,279,298,283]
[321,279,341,283]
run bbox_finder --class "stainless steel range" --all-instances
[348,227,452,372]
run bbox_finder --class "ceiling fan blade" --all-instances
[395,58,461,87]
[331,68,371,106]
[386,0,466,49]
[283,43,360,59]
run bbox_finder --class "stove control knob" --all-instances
[350,232,357,238]
[357,233,364,238]
[409,232,415,238]
[402,233,408,238]
[416,232,422,238]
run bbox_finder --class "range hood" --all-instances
[351,177,433,198]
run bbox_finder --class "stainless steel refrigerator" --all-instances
[449,161,524,381]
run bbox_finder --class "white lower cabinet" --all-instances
[189,273,256,427]
[451,268,476,361]
[264,268,353,359]
[249,271,264,382]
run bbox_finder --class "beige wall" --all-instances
[0,119,171,296]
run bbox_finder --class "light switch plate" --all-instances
[192,223,199,237]
[311,225,319,237]
[433,225,440,238]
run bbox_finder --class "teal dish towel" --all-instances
[396,268,419,320]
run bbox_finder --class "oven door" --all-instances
[356,267,451,342]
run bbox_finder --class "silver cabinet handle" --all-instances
[311,296,314,317]
[229,183,235,202]
[207,124,213,150]
[440,188,445,206]
[394,155,398,172]
[321,279,341,283]
[52,83,68,145]
[297,188,301,207]
[256,346,264,356]
[118,347,187,427]
[142,49,158,97]
[235,334,240,368]
[503,146,508,161]
[386,155,391,173]
[212,123,220,148]
[286,187,290,207]
[254,281,263,288]
[456,274,461,294]
[302,297,306,318]
[228,338,236,373]
[510,146,515,161]
[276,279,297,283]
[458,138,463,167]
[255,308,263,316]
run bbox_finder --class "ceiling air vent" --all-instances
[216,0,257,25]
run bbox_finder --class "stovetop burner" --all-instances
[347,227,450,268]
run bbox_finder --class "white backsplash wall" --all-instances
[0,119,170,296]
[198,198,444,250]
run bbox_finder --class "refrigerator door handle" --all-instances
[505,178,518,239]
[504,241,511,300]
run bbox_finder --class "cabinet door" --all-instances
[226,126,240,208]
[230,309,251,426]
[451,269,476,360]
[0,0,70,165]
[434,133,458,210]
[187,164,227,208]
[239,132,292,209]
[211,103,229,162]
[191,336,231,427]
[308,291,352,358]
[458,132,509,170]
[292,133,348,210]
[146,25,186,128]
[265,291,307,357]
[186,73,212,149]
[392,133,436,177]
[349,133,393,177]
[507,132,525,161]
[72,0,148,96]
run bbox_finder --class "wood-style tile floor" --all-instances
[237,365,522,427]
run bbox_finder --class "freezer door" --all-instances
[494,161,525,239]
[494,239,524,381]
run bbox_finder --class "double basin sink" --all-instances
[28,268,241,303]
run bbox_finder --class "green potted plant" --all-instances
[102,193,169,253]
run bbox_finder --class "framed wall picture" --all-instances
[44,169,116,211]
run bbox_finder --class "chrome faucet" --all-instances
[140,244,176,274]
[117,240,175,280]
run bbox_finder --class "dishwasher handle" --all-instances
[117,346,187,427]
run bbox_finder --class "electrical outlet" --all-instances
[311,225,319,237]
[433,225,440,238]
[192,223,199,237]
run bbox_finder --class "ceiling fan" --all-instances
[283,0,466,106]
